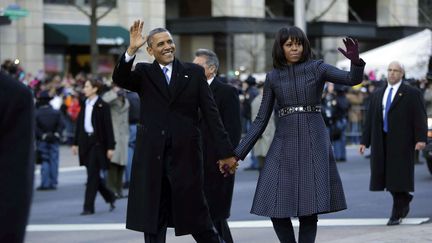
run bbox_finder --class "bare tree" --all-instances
[71,0,116,76]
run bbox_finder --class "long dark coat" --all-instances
[112,55,233,235]
[73,97,115,168]
[201,77,241,220]
[234,60,365,218]
[361,83,427,192]
[0,71,34,243]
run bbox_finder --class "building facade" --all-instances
[0,0,427,77]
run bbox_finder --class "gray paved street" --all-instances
[26,145,432,242]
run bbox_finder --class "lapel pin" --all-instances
[184,75,189,78]
[399,93,402,96]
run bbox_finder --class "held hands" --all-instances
[107,150,114,161]
[71,145,78,156]
[337,37,360,65]
[218,157,239,177]
[415,142,426,151]
[127,20,146,56]
[359,144,366,155]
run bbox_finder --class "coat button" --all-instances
[157,156,161,160]
[161,130,165,135]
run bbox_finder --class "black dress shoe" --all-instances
[109,201,116,212]
[80,210,94,215]
[387,217,401,226]
[401,194,414,218]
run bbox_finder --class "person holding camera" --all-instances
[35,91,64,190]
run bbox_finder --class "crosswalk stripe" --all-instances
[27,218,430,232]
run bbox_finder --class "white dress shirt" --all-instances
[382,80,402,120]
[124,52,173,80]
[84,96,98,133]
[207,76,215,86]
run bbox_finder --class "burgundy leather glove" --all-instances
[338,37,361,65]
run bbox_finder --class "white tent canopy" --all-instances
[336,29,432,80]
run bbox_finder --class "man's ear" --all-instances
[146,46,153,56]
[209,65,216,74]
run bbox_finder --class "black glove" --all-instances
[338,37,360,65]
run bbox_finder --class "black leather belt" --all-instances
[278,105,321,117]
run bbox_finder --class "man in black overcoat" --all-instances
[112,20,237,243]
[0,68,34,243]
[360,61,427,225]
[193,49,242,243]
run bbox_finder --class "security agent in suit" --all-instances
[112,20,237,243]
[360,61,427,226]
[0,69,34,243]
[193,49,242,243]
[72,79,116,215]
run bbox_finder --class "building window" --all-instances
[44,0,117,7]
[43,0,71,4]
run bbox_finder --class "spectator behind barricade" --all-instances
[251,82,276,170]
[35,91,64,190]
[346,86,365,144]
[102,84,130,198]
[124,90,140,189]
[424,72,432,116]
[242,75,260,170]
[321,83,350,162]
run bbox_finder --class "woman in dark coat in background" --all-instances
[72,78,116,215]
[230,27,366,243]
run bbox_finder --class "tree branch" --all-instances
[310,0,338,22]
[70,0,90,17]
[96,0,116,21]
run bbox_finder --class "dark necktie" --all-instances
[383,87,393,132]
[163,66,170,85]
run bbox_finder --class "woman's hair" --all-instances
[272,26,312,69]
[86,78,104,95]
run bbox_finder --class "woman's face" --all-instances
[283,37,303,65]
[83,80,98,98]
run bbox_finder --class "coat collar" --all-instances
[148,59,190,103]
[388,82,407,112]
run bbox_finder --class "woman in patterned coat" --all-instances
[231,27,365,242]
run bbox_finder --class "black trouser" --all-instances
[83,136,115,212]
[213,218,233,243]
[271,215,318,243]
[144,144,223,243]
[389,191,412,219]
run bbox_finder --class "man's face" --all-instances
[387,62,404,85]
[193,56,214,80]
[146,32,176,66]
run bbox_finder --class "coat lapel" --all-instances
[148,61,171,101]
[389,83,406,112]
[376,86,386,122]
[170,59,190,103]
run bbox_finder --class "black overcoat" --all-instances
[0,71,34,243]
[361,82,427,192]
[112,55,233,235]
[201,78,241,220]
[74,97,115,168]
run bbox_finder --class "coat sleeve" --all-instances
[219,86,242,147]
[361,93,375,148]
[103,104,116,150]
[320,60,365,86]
[412,88,428,143]
[73,107,84,146]
[234,74,275,160]
[198,69,234,159]
[112,53,142,93]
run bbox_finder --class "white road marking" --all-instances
[27,218,430,232]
